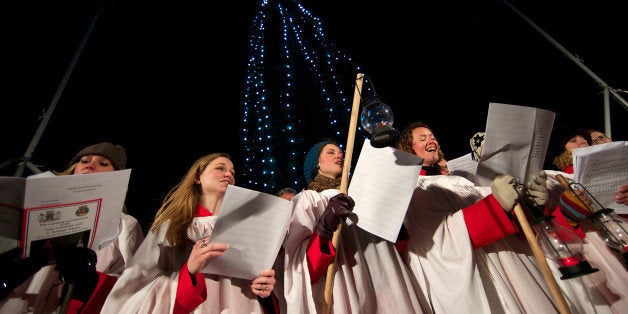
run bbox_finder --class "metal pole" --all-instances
[501,0,628,139]
[8,5,104,177]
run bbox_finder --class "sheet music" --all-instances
[347,139,422,242]
[0,170,131,258]
[475,103,555,187]
[572,141,628,214]
[203,185,293,280]
[447,153,478,182]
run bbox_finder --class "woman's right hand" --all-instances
[187,237,229,275]
[615,184,628,205]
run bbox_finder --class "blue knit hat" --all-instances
[303,141,335,183]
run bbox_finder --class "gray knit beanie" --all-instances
[303,140,335,183]
[69,142,127,170]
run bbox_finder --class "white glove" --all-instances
[526,170,547,207]
[492,174,518,212]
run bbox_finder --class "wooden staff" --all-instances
[322,73,364,314]
[555,174,596,213]
[512,203,571,314]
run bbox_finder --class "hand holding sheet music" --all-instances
[475,103,555,187]
[572,141,628,214]
[0,170,131,259]
[203,185,293,280]
[347,139,422,242]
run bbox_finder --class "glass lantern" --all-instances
[588,208,628,268]
[360,96,399,148]
[533,215,599,279]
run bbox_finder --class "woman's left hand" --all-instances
[251,269,275,298]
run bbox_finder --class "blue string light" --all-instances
[240,0,361,193]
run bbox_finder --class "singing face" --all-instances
[317,143,344,179]
[73,155,116,174]
[196,156,235,195]
[410,127,439,166]
[564,135,589,152]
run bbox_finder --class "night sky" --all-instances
[2,0,627,232]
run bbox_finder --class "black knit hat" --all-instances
[69,142,127,170]
[547,126,589,166]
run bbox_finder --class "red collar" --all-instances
[195,204,213,217]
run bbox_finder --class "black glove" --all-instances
[0,248,42,300]
[315,193,355,242]
[55,247,99,303]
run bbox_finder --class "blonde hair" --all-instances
[552,149,572,171]
[54,163,77,176]
[437,147,445,162]
[151,153,231,246]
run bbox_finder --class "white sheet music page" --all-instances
[572,141,628,214]
[347,139,422,242]
[448,153,478,182]
[203,185,293,280]
[0,170,132,259]
[475,103,555,187]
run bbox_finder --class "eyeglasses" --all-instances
[592,134,609,144]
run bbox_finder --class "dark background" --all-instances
[2,0,627,232]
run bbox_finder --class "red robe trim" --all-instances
[463,195,518,248]
[173,204,212,313]
[306,232,335,283]
[67,272,117,314]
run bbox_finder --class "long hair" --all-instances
[396,121,432,155]
[151,153,231,246]
[54,163,77,176]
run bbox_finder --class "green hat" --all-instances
[303,141,335,183]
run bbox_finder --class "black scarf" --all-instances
[423,163,441,176]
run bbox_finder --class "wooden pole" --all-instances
[555,174,596,213]
[512,203,571,314]
[321,73,364,314]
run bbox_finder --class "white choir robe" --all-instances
[102,215,266,313]
[403,174,612,313]
[545,170,628,313]
[0,212,144,314]
[281,189,427,313]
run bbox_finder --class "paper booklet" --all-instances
[475,102,555,187]
[347,139,423,242]
[572,141,628,214]
[203,185,293,280]
[0,169,131,259]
